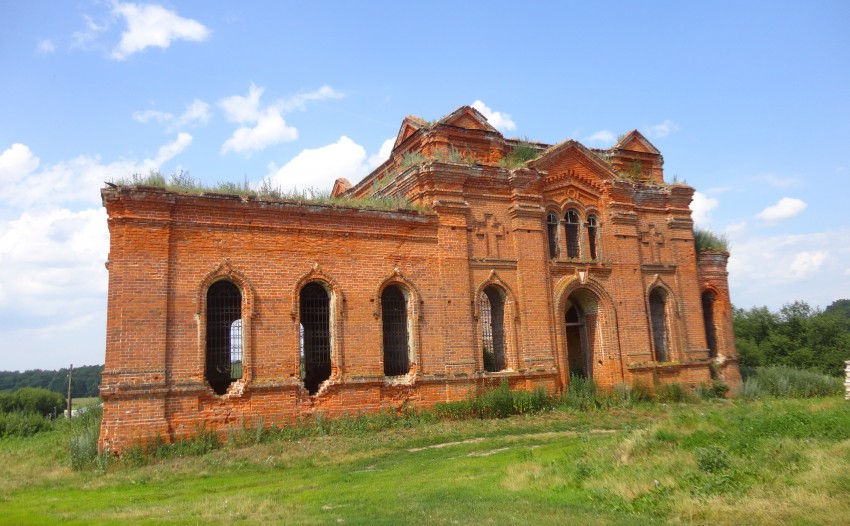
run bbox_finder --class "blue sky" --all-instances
[1,1,849,371]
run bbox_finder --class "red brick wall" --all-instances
[99,112,739,452]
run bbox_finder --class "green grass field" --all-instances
[1,395,849,525]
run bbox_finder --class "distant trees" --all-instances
[0,365,103,398]
[734,300,850,377]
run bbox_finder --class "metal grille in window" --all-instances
[546,212,559,258]
[481,287,506,372]
[382,285,409,376]
[587,215,598,260]
[300,282,331,395]
[206,281,242,395]
[649,288,669,362]
[565,209,581,258]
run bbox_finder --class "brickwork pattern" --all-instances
[100,106,740,451]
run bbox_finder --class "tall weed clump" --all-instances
[0,411,55,437]
[736,365,842,399]
[433,380,553,419]
[65,405,108,471]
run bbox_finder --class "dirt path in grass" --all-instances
[406,429,618,453]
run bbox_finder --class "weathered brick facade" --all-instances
[99,106,740,451]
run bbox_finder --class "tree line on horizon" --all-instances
[0,365,102,399]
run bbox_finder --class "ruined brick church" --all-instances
[99,106,740,450]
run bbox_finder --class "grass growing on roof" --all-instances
[694,227,730,253]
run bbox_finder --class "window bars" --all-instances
[382,285,409,376]
[300,282,332,394]
[481,288,506,372]
[206,281,242,395]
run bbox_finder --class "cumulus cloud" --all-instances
[37,39,56,54]
[0,134,191,207]
[690,191,719,225]
[266,136,391,191]
[367,138,395,170]
[219,84,343,155]
[133,99,211,130]
[221,109,297,155]
[726,227,850,309]
[585,130,616,145]
[471,100,516,132]
[756,197,807,222]
[645,119,680,138]
[111,2,210,60]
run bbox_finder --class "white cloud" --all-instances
[690,191,719,225]
[585,130,616,145]
[111,2,210,60]
[219,84,265,124]
[221,109,297,155]
[367,138,395,170]
[471,100,516,132]
[645,119,680,138]
[133,99,210,130]
[726,227,850,309]
[72,14,109,49]
[0,134,191,207]
[753,173,800,188]
[788,251,828,279]
[756,197,807,222]
[0,143,40,185]
[37,39,56,54]
[218,84,343,155]
[267,136,387,191]
[279,85,344,113]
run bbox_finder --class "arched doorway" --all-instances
[564,289,599,379]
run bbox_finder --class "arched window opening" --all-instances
[546,212,560,258]
[206,281,242,395]
[702,290,718,361]
[649,288,670,362]
[565,302,590,378]
[587,215,599,260]
[300,282,331,395]
[564,209,581,258]
[480,286,506,372]
[382,285,409,376]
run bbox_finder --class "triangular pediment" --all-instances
[614,130,660,155]
[438,106,500,134]
[529,139,619,188]
[393,116,428,149]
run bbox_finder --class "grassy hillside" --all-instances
[1,395,849,525]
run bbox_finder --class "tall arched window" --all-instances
[587,215,599,260]
[300,282,331,394]
[546,212,560,258]
[206,281,242,395]
[564,209,581,258]
[480,286,506,372]
[702,290,718,359]
[382,285,409,376]
[649,288,670,362]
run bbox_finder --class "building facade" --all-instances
[99,106,740,451]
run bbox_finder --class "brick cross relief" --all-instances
[475,213,505,258]
[640,224,664,263]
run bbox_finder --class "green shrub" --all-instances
[0,387,65,417]
[694,228,729,253]
[0,411,54,437]
[561,375,600,411]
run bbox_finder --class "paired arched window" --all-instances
[649,288,670,362]
[546,212,560,258]
[564,209,581,258]
[587,215,599,260]
[300,282,332,394]
[382,285,410,376]
[206,280,243,395]
[480,286,506,372]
